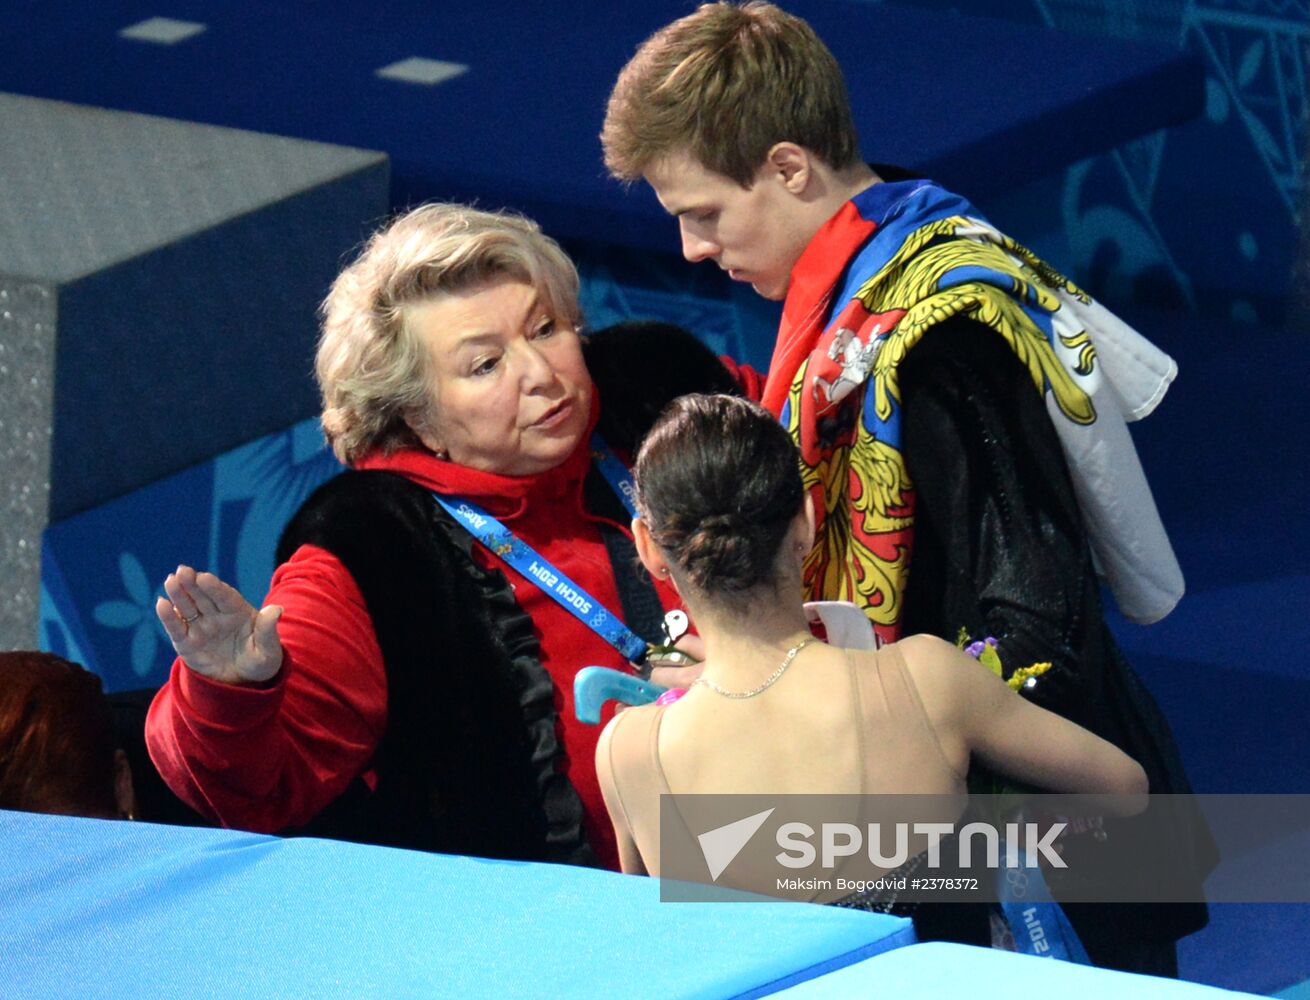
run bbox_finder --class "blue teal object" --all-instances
[0,809,914,999]
[574,666,665,724]
[771,942,1260,998]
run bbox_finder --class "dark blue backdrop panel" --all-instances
[48,171,384,519]
[0,809,915,1000]
[1,0,1203,253]
[1103,310,1310,798]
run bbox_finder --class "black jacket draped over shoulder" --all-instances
[900,317,1214,966]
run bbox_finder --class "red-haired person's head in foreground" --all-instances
[0,651,135,819]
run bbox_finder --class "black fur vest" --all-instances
[271,322,741,862]
[276,471,597,864]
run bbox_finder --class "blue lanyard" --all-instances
[431,434,647,662]
[588,434,639,518]
[997,858,1091,964]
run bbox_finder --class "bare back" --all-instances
[597,640,967,877]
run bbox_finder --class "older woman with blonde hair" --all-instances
[146,204,738,867]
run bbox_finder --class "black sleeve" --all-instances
[899,317,1098,723]
[897,319,1215,958]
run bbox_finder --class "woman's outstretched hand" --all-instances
[155,565,284,686]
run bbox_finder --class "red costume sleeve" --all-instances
[145,544,386,832]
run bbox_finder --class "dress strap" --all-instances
[843,649,870,796]
[884,642,968,785]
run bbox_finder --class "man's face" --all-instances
[644,150,815,301]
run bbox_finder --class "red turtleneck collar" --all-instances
[352,395,600,521]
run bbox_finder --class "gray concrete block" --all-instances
[0,92,388,649]
[0,280,57,649]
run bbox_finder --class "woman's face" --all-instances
[407,279,592,477]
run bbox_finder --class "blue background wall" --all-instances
[569,0,1307,377]
[11,4,1310,992]
[852,0,1307,329]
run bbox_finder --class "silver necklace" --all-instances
[693,636,819,699]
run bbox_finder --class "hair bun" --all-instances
[683,522,758,594]
[699,511,746,535]
[634,394,805,611]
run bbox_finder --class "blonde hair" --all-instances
[601,1,861,186]
[317,203,581,464]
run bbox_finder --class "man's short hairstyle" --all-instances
[602,1,862,187]
[317,203,581,465]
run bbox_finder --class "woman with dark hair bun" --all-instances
[0,651,135,820]
[633,393,803,607]
[597,394,1147,939]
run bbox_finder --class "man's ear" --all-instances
[765,142,813,194]
[632,517,672,581]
